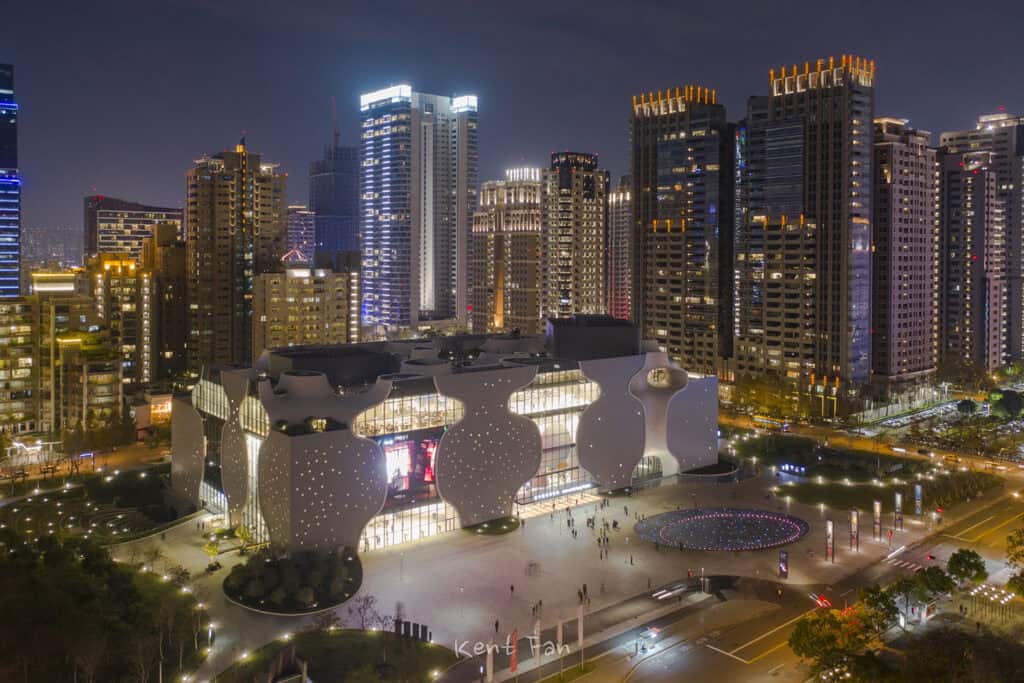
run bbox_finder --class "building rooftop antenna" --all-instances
[331,96,339,148]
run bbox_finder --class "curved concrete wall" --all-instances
[220,368,259,525]
[257,373,393,552]
[666,376,719,472]
[170,395,206,508]
[577,355,646,490]
[258,427,388,553]
[627,352,690,476]
[434,365,541,526]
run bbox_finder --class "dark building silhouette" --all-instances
[309,142,359,257]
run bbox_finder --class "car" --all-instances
[808,593,832,608]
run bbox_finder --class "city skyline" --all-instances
[3,0,1024,233]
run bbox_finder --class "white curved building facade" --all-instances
[172,329,717,554]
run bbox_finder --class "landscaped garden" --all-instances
[223,546,362,613]
[0,463,179,544]
[217,626,457,682]
[773,468,1002,513]
[731,433,928,480]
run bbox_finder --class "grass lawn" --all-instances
[780,480,899,512]
[218,630,458,682]
[779,469,1003,513]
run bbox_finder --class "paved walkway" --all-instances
[112,467,975,681]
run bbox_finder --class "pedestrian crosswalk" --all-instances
[882,557,923,571]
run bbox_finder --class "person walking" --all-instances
[495,619,500,633]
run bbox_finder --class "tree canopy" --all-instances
[0,528,205,682]
[946,548,988,584]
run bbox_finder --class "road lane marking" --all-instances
[967,512,1024,543]
[746,640,789,664]
[948,515,995,539]
[706,644,749,663]
[730,610,813,655]
[624,638,692,681]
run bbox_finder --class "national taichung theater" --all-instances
[171,316,718,553]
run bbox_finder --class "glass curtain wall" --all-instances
[198,369,603,551]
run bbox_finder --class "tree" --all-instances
[915,566,955,596]
[310,609,343,633]
[732,372,799,417]
[993,390,1024,419]
[946,548,988,584]
[956,399,977,417]
[1007,528,1024,570]
[858,585,897,635]
[902,625,1024,682]
[348,593,384,630]
[889,576,927,627]
[788,607,874,673]
[295,586,316,608]
[1008,573,1024,597]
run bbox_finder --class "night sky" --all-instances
[4,0,1023,240]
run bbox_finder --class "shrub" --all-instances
[295,587,316,608]
[224,546,362,614]
[244,578,266,599]
[269,586,287,605]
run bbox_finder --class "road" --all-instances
[720,412,1024,482]
[570,491,1024,682]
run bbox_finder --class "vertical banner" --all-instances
[577,606,585,651]
[577,604,585,666]
[826,519,835,563]
[850,508,859,551]
[894,491,904,531]
[510,628,518,674]
[914,483,923,516]
[779,550,789,579]
[873,499,882,541]
[486,637,494,683]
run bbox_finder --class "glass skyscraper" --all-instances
[309,141,359,257]
[631,87,735,376]
[359,85,478,337]
[734,56,874,416]
[0,64,20,298]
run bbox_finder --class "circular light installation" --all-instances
[635,507,809,551]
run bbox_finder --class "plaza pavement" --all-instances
[113,467,974,682]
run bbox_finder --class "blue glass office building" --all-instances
[0,64,20,298]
